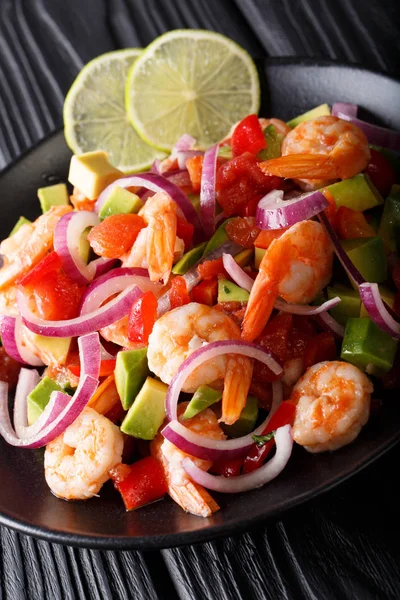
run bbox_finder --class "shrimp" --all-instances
[258,118,292,136]
[44,407,123,500]
[259,116,371,187]
[242,220,333,342]
[147,302,253,425]
[291,361,373,453]
[0,205,72,290]
[121,192,184,283]
[151,403,224,517]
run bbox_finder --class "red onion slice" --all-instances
[165,339,282,422]
[200,144,218,237]
[54,211,100,285]
[18,284,143,338]
[331,102,358,119]
[222,253,254,292]
[359,282,400,338]
[0,315,44,366]
[316,311,345,338]
[92,257,118,278]
[333,110,400,152]
[256,189,329,230]
[181,424,293,493]
[173,134,196,152]
[162,380,283,461]
[275,296,341,316]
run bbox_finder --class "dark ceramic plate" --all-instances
[0,59,399,550]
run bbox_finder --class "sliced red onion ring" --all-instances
[165,170,192,190]
[359,282,400,339]
[177,150,204,170]
[162,380,283,461]
[222,253,254,292]
[173,134,196,152]
[200,144,218,238]
[54,211,100,285]
[165,340,282,422]
[275,296,341,316]
[333,110,400,152]
[256,189,329,230]
[181,424,293,493]
[315,311,345,338]
[150,159,162,174]
[0,315,44,366]
[18,284,143,338]
[92,257,118,278]
[331,102,358,119]
[95,173,201,237]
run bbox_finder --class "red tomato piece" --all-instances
[210,457,243,477]
[105,401,127,426]
[18,251,61,287]
[249,381,273,411]
[186,155,204,193]
[197,258,226,280]
[253,313,293,383]
[285,315,316,361]
[169,276,190,309]
[87,214,146,259]
[192,278,218,306]
[0,346,21,391]
[225,217,260,248]
[127,291,157,344]
[231,114,266,157]
[336,206,375,240]
[322,188,338,230]
[364,148,397,198]
[110,456,168,511]
[176,217,194,252]
[303,332,337,370]
[68,359,117,378]
[237,193,264,217]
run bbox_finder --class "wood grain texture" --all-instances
[0,0,400,598]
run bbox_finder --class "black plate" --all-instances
[0,59,399,550]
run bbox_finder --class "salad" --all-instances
[1,32,400,519]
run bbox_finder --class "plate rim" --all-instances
[0,57,399,550]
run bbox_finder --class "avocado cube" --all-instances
[115,348,149,410]
[287,103,331,128]
[182,385,222,420]
[68,151,123,200]
[27,377,64,425]
[340,318,398,375]
[378,185,400,253]
[121,377,168,440]
[327,284,361,326]
[37,183,70,213]
[255,247,266,269]
[202,218,233,256]
[341,236,388,285]
[172,242,207,275]
[258,125,284,160]
[30,335,72,365]
[234,248,253,268]
[218,278,250,303]
[98,186,143,220]
[360,285,395,318]
[9,216,31,236]
[325,174,383,212]
[221,396,259,438]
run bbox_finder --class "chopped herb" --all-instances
[251,431,275,446]
[223,284,231,294]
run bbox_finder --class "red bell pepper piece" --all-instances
[231,114,266,157]
[68,359,117,378]
[210,457,243,477]
[169,276,191,309]
[303,332,337,370]
[127,291,157,344]
[110,456,168,511]
[192,278,218,306]
[176,217,194,252]
[242,401,296,474]
[186,155,204,193]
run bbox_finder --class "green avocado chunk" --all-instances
[30,335,72,365]
[202,218,233,256]
[121,377,167,440]
[221,396,259,438]
[378,184,400,254]
[37,183,70,213]
[341,236,388,286]
[287,103,331,128]
[258,125,284,160]
[218,278,250,303]
[254,247,266,269]
[98,186,143,220]
[340,317,398,376]
[172,242,207,275]
[9,216,31,236]
[182,385,222,420]
[327,284,361,326]
[325,174,383,212]
[115,348,149,410]
[27,377,64,426]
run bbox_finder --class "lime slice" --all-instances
[126,30,260,151]
[64,49,165,173]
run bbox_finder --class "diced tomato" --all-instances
[0,346,21,391]
[127,291,157,344]
[176,217,194,252]
[210,457,243,477]
[365,148,397,198]
[249,381,273,411]
[192,278,218,306]
[110,456,168,511]
[216,301,247,327]
[169,276,191,309]
[231,114,266,157]
[216,152,282,217]
[242,401,296,474]
[254,228,286,249]
[285,315,316,361]
[253,313,293,383]
[237,193,264,217]
[303,332,337,370]
[336,206,376,240]
[322,188,338,230]
[68,359,117,378]
[87,214,146,258]
[70,187,96,212]
[18,251,61,287]
[197,257,226,280]
[186,155,204,193]
[105,401,127,425]
[225,217,260,248]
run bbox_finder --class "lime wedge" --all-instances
[126,30,260,151]
[64,49,165,173]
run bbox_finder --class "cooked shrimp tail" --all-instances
[241,268,278,342]
[143,192,177,283]
[220,355,253,424]
[260,153,336,180]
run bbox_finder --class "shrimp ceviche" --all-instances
[1,94,400,518]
